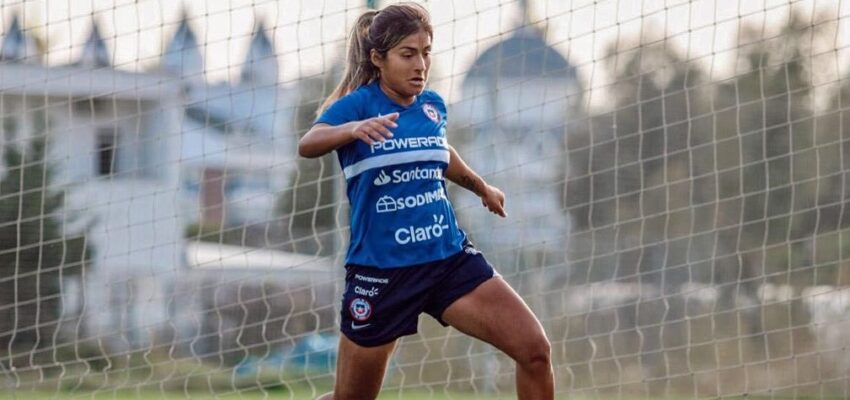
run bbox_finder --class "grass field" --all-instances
[0,389,545,400]
[0,393,675,400]
[0,390,825,400]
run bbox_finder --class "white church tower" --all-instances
[161,10,204,81]
[76,19,111,68]
[0,14,41,63]
[453,0,577,272]
[240,21,278,86]
[162,13,295,227]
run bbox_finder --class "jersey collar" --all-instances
[369,80,420,110]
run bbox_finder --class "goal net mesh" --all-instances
[1,0,849,398]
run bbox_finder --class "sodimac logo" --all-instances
[375,188,446,214]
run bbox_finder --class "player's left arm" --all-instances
[445,145,507,218]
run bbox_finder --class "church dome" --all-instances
[465,26,575,81]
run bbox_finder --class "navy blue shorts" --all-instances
[339,242,497,347]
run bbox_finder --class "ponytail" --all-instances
[318,11,380,115]
[317,3,433,117]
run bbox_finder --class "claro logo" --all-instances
[354,286,380,297]
[394,214,450,245]
[373,167,442,186]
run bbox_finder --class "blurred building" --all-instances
[451,21,580,271]
[0,15,184,347]
[0,14,315,351]
[165,14,298,227]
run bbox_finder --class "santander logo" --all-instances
[373,167,443,186]
[373,170,391,186]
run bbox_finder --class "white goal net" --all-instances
[1,0,849,399]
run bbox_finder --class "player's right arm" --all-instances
[298,113,399,158]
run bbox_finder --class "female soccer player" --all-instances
[298,3,554,399]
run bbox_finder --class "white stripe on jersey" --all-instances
[342,149,449,180]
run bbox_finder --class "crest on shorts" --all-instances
[349,298,372,321]
[422,103,441,123]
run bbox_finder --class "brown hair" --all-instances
[318,2,433,115]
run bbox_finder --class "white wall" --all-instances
[0,81,185,348]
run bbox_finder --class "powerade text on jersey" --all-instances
[315,80,466,268]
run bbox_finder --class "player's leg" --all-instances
[319,261,429,400]
[315,334,397,400]
[441,276,554,400]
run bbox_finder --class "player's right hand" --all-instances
[349,112,399,145]
[480,184,507,218]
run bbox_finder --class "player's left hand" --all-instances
[480,185,507,218]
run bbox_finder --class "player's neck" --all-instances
[378,80,416,107]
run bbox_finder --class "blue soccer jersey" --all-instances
[315,80,467,268]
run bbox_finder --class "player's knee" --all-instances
[517,335,551,372]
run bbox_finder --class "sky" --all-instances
[2,0,849,108]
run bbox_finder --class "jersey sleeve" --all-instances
[314,90,366,126]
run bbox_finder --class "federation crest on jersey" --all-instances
[349,298,372,321]
[422,103,441,123]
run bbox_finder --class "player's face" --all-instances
[372,29,432,106]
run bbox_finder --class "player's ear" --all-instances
[370,49,384,70]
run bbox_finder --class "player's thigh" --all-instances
[333,334,397,400]
[440,276,549,361]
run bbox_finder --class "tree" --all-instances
[802,28,850,286]
[565,41,710,287]
[712,12,840,288]
[0,111,92,352]
[275,69,341,256]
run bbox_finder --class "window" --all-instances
[2,116,17,141]
[97,127,118,176]
[74,97,110,116]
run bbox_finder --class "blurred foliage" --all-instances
[565,12,850,290]
[275,69,342,256]
[0,109,93,349]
